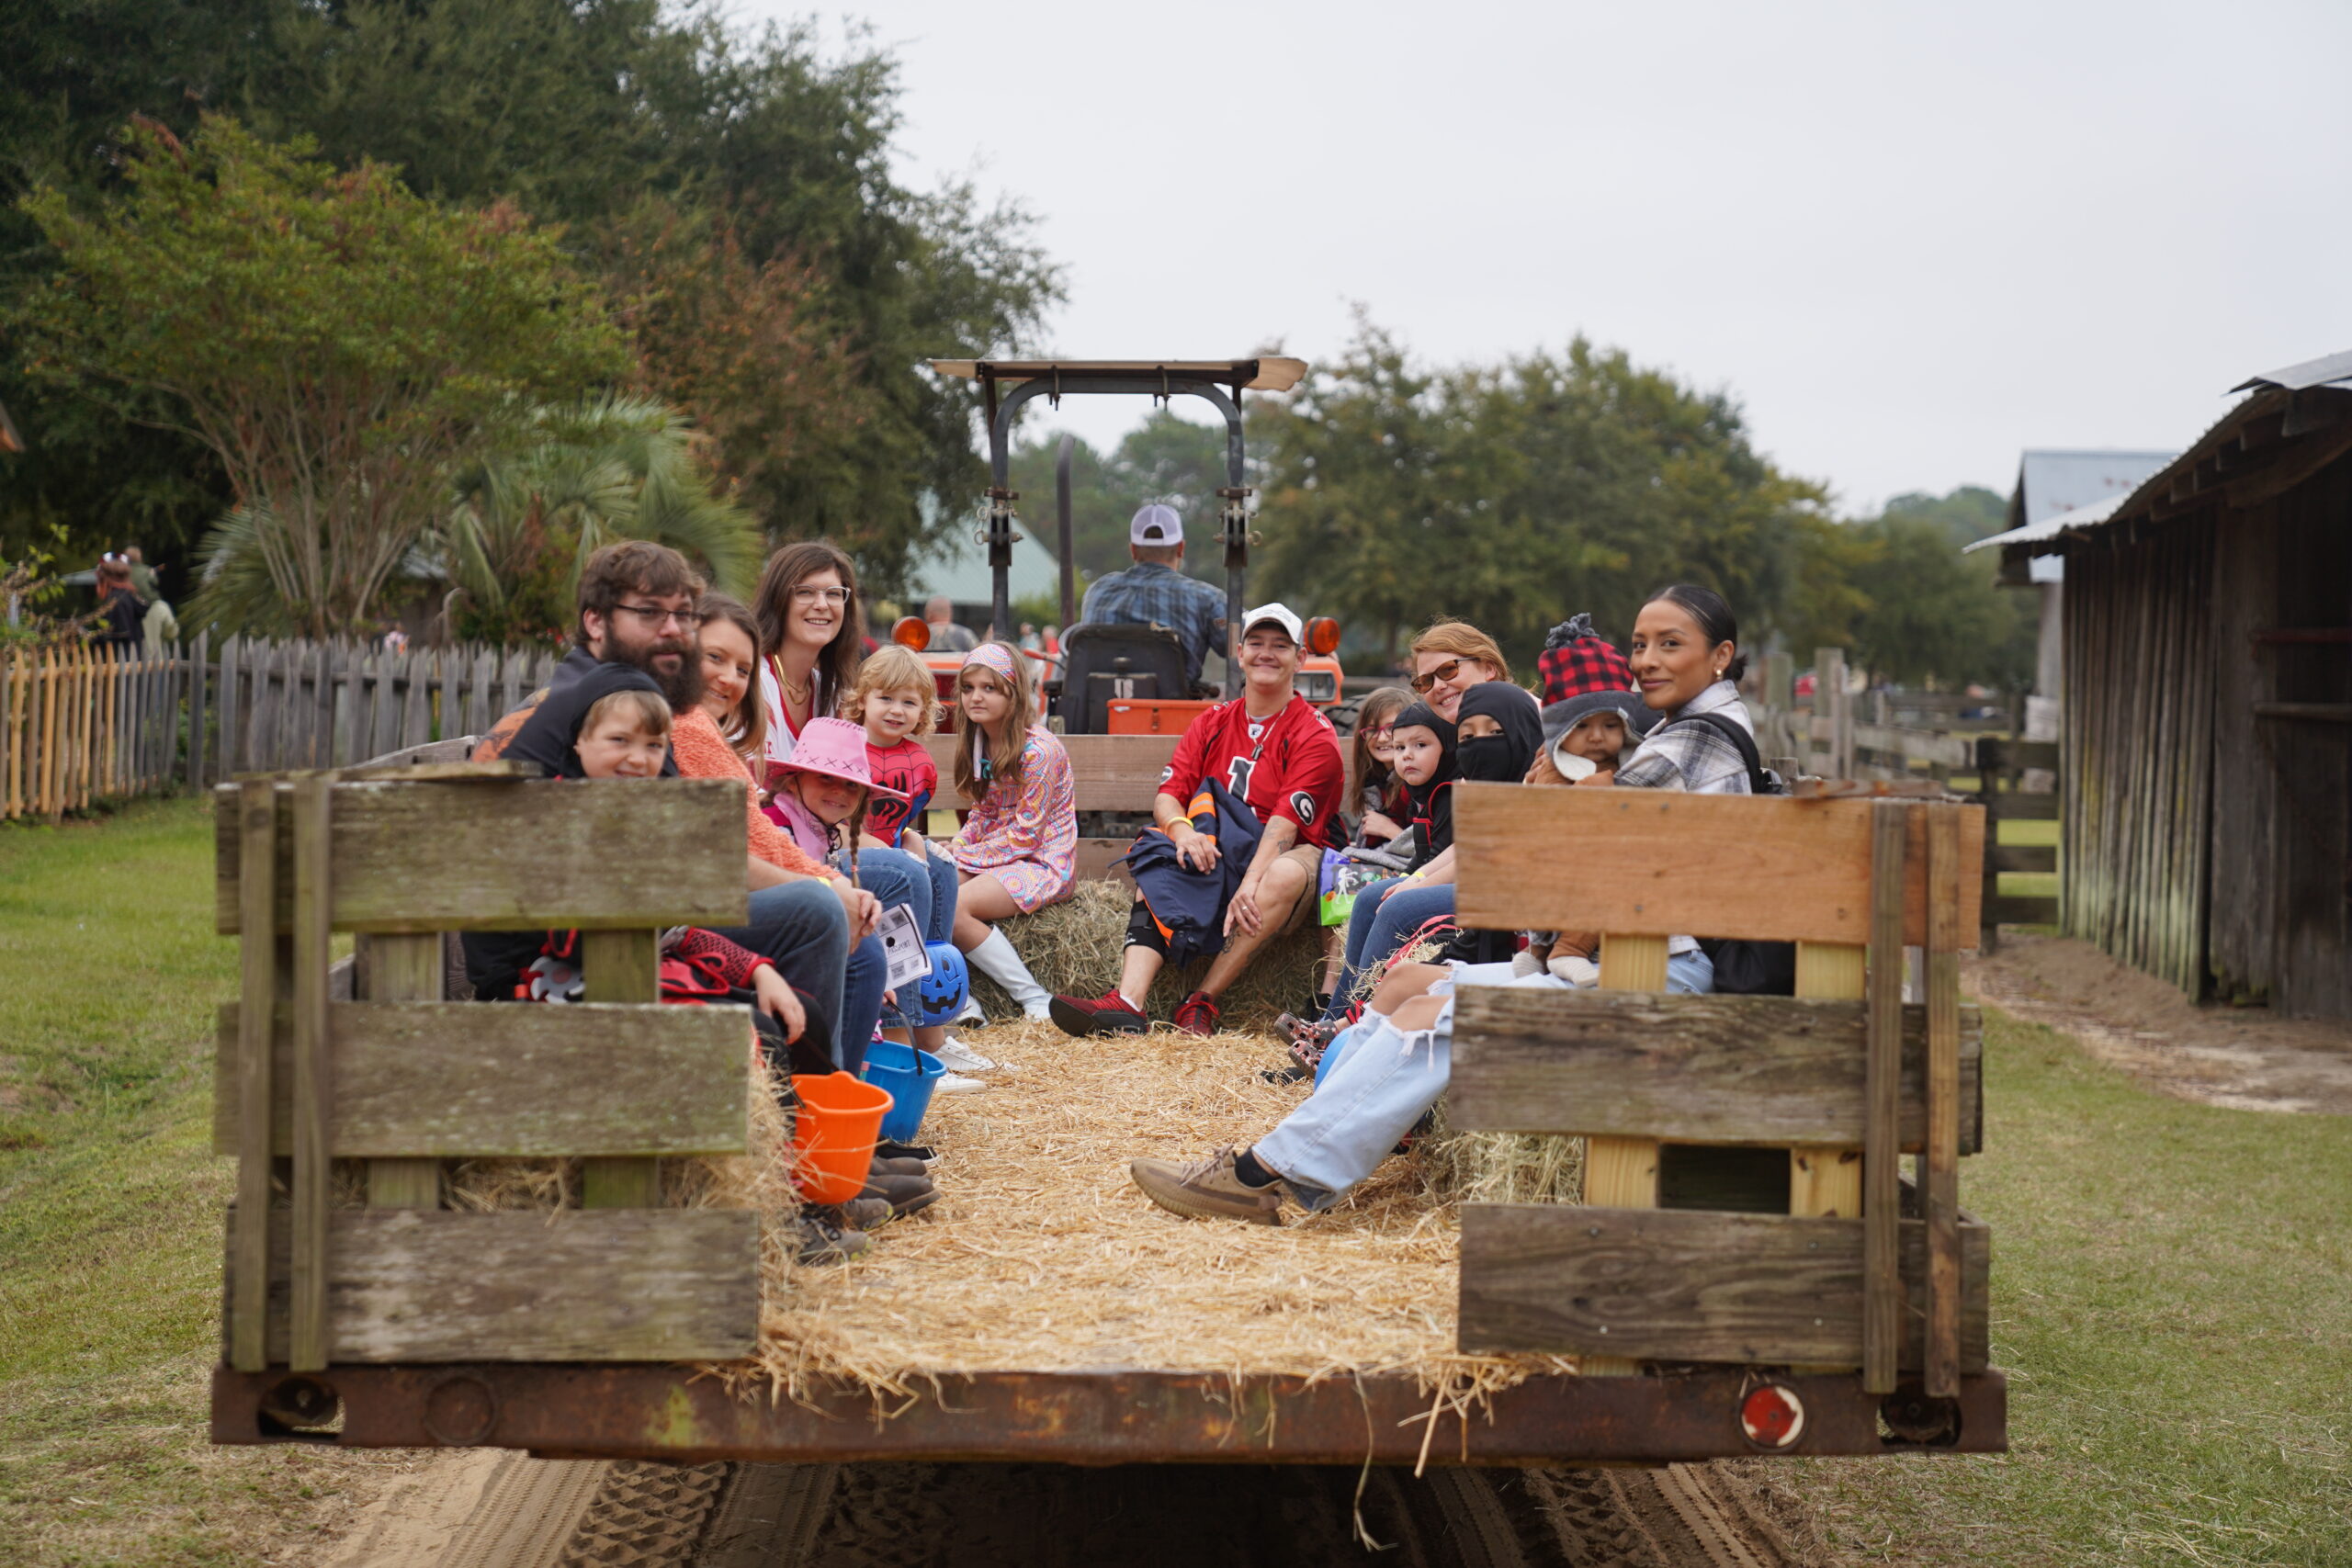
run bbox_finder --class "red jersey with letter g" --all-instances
[1159,694,1345,848]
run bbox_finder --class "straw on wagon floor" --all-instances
[438,1018,1584,1411]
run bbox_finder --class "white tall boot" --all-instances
[967,928,1053,1021]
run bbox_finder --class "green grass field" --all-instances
[0,798,360,1567]
[1,800,2345,1565]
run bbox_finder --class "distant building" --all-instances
[1967,450,2177,730]
[901,506,1067,639]
[2005,351,2352,1018]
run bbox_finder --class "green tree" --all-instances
[1252,321,1829,667]
[0,2,1061,592]
[17,117,626,637]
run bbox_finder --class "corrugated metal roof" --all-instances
[2008,449,2178,530]
[2231,347,2352,394]
[1963,491,2126,555]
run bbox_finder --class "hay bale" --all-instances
[967,880,1326,1028]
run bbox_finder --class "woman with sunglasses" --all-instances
[1405,620,1511,721]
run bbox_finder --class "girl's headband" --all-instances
[964,641,1022,688]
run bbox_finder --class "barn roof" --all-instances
[1998,348,2352,562]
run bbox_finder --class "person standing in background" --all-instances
[923,594,977,653]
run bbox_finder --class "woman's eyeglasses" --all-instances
[791,586,853,607]
[1409,659,1465,694]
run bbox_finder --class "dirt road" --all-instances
[323,1450,1823,1568]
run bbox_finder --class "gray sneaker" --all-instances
[1128,1147,1286,1225]
[795,1215,871,1263]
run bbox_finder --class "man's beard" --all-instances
[606,635,705,715]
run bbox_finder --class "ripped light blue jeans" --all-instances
[1257,951,1713,1209]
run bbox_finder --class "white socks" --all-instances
[967,928,1052,1019]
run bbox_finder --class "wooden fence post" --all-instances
[188,632,210,793]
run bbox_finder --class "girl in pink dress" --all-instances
[948,641,1074,1020]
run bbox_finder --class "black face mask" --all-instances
[1452,684,1543,784]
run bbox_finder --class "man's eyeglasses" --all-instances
[612,604,706,630]
[1409,659,1466,694]
[791,586,853,607]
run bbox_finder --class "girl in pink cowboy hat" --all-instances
[772,719,985,1092]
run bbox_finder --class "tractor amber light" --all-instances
[1305,616,1341,657]
[1739,1383,1805,1450]
[892,616,932,651]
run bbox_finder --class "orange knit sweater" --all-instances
[671,705,833,880]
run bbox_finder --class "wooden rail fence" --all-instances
[0,635,563,822]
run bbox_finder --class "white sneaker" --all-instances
[932,1036,998,1074]
[934,1070,988,1094]
[953,995,988,1028]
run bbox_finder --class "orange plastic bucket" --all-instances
[788,1072,895,1203]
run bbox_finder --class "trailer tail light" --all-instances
[1739,1383,1805,1450]
[893,616,932,651]
[1305,616,1342,657]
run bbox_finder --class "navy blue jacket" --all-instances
[1116,779,1262,969]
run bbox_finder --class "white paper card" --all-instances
[876,903,932,990]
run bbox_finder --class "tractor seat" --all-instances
[1057,623,1193,734]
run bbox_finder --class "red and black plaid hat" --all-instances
[1537,614,1634,704]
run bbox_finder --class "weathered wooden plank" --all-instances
[922,732,1181,812]
[1983,791,2060,821]
[1862,805,1906,1394]
[232,1208,759,1363]
[1849,723,1972,770]
[1974,737,2061,773]
[288,775,334,1372]
[582,930,664,1210]
[1457,1204,1991,1370]
[1925,805,1965,1400]
[212,1001,750,1156]
[1448,990,1982,1152]
[214,777,748,934]
[1988,843,2057,874]
[362,933,445,1210]
[1453,789,1983,945]
[229,782,280,1373]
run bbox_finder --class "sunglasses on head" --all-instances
[1409,659,1467,694]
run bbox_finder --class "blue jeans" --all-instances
[832,844,957,1030]
[1262,951,1714,1208]
[1317,878,1459,1021]
[707,879,851,1066]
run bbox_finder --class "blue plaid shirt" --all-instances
[1077,562,1228,689]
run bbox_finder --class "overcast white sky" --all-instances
[745,0,2352,514]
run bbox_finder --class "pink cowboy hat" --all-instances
[772,716,910,800]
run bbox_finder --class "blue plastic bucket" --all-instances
[860,1040,945,1144]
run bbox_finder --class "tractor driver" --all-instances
[1076,503,1229,694]
[1048,604,1345,1038]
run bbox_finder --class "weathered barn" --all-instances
[1994,351,2352,1019]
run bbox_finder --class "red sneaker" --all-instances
[1049,988,1149,1037]
[1172,990,1221,1037]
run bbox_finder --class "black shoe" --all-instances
[876,1140,937,1168]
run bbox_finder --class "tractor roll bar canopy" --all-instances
[927,357,1307,699]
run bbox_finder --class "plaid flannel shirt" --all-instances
[1078,562,1228,689]
[1614,680,1757,795]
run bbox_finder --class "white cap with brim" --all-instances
[1130,503,1184,547]
[1238,603,1304,647]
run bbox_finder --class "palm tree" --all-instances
[435,395,761,644]
[190,396,761,640]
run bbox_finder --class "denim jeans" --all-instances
[706,879,851,1066]
[1317,877,1459,1021]
[1262,950,1714,1208]
[832,843,957,1030]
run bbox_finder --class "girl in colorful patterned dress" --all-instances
[947,642,1075,1021]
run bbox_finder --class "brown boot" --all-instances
[1129,1146,1285,1225]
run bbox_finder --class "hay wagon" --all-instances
[208,759,2004,1470]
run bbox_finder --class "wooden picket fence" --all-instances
[0,634,565,822]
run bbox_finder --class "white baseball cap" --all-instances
[1130,503,1184,547]
[1239,603,1304,647]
